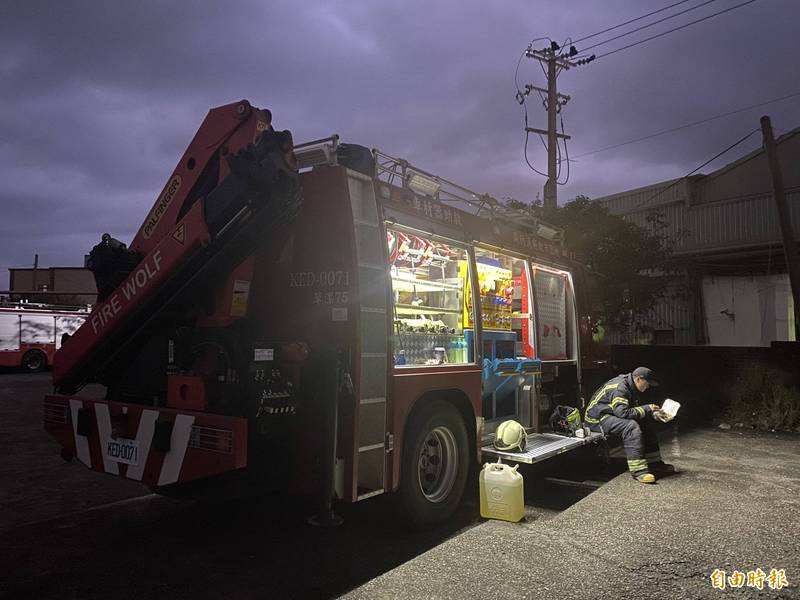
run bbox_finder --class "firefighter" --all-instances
[584,366,674,484]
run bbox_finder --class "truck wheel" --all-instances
[22,350,47,373]
[399,399,469,528]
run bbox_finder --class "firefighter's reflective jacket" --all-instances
[584,373,654,424]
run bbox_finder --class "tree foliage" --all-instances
[506,195,676,333]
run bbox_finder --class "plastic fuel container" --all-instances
[479,461,524,522]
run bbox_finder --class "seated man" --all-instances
[584,366,674,484]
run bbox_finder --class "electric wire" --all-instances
[628,128,760,212]
[556,126,562,180]
[572,0,696,45]
[594,0,760,60]
[523,110,548,177]
[571,91,800,159]
[577,0,721,54]
[558,115,571,185]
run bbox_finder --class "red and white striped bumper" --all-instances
[43,395,247,487]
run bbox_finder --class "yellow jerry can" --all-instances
[479,461,524,522]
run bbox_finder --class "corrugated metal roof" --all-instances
[611,190,800,255]
[598,178,690,214]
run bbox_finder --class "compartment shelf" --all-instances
[390,274,463,293]
[395,304,462,315]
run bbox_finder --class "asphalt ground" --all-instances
[4,371,798,599]
[345,428,800,599]
[0,372,600,599]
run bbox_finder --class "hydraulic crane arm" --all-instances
[53,100,300,394]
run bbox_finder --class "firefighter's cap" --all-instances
[633,366,659,387]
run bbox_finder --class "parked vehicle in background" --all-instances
[0,302,88,372]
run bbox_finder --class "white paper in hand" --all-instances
[655,398,680,422]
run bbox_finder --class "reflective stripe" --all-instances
[610,397,629,408]
[585,382,619,418]
[634,406,645,418]
[585,415,599,424]
[599,414,611,421]
[627,459,648,471]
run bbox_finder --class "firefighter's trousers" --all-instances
[589,415,662,474]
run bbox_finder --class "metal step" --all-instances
[482,431,603,464]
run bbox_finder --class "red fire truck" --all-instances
[44,100,602,526]
[0,303,87,372]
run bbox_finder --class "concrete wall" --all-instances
[702,274,795,346]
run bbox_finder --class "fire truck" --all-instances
[0,302,87,372]
[43,100,603,527]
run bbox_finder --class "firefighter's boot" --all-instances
[650,461,675,477]
[633,471,656,484]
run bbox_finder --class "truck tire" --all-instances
[399,399,469,528]
[22,350,47,373]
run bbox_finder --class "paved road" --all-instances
[346,428,800,599]
[0,373,599,599]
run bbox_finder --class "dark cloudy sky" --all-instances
[1,0,798,287]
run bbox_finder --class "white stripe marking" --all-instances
[93,403,119,475]
[124,410,158,481]
[69,399,92,468]
[157,414,195,486]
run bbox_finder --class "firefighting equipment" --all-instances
[493,420,527,452]
[549,405,582,436]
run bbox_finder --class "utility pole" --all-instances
[32,253,38,300]
[761,115,800,341]
[522,42,594,210]
[545,57,558,209]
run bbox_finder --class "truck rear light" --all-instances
[43,398,69,424]
[188,426,234,454]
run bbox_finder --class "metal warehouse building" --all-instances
[594,127,799,347]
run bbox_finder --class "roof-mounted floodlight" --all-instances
[407,172,441,197]
[295,145,333,169]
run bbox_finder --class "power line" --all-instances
[558,115,571,185]
[594,0,760,60]
[578,0,721,54]
[571,90,800,159]
[572,0,696,44]
[625,128,760,212]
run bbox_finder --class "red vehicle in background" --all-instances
[0,303,87,372]
[43,100,604,526]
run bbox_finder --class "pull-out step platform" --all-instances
[482,431,603,464]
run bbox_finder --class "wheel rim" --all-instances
[417,425,458,503]
[26,353,43,370]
